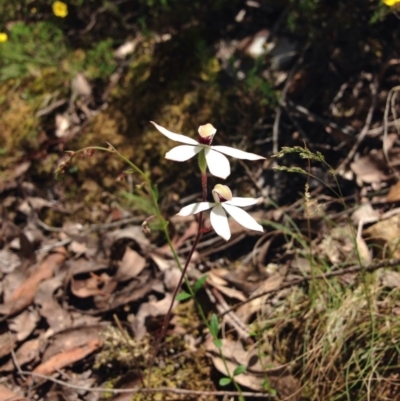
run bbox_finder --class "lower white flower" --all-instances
[177,184,263,241]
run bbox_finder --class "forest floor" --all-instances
[1,2,400,400]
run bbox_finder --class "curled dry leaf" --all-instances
[115,246,146,281]
[71,273,111,298]
[350,150,389,184]
[132,293,174,339]
[364,213,400,258]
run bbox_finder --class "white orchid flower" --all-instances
[177,184,263,241]
[151,121,265,179]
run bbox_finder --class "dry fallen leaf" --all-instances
[71,273,110,298]
[115,246,146,281]
[132,293,174,339]
[364,213,400,258]
[0,384,26,401]
[207,271,247,302]
[35,274,72,332]
[0,338,40,372]
[381,270,400,288]
[0,332,16,359]
[29,338,103,385]
[350,150,389,184]
[236,274,284,322]
[0,248,67,318]
[387,181,400,203]
[206,338,300,400]
[8,309,40,342]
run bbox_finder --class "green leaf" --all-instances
[213,338,222,349]
[193,274,208,293]
[176,292,191,301]
[219,377,231,386]
[152,185,159,201]
[210,313,219,338]
[233,365,246,376]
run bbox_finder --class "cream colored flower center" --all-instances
[212,184,232,203]
[198,123,216,145]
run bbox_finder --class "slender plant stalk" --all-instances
[59,146,245,398]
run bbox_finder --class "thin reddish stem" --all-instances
[147,173,208,382]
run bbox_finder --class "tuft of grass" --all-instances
[251,145,400,400]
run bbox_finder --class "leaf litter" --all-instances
[2,14,400,401]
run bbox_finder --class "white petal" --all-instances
[210,204,231,241]
[150,121,199,145]
[226,197,262,207]
[222,204,263,233]
[166,145,202,161]
[205,148,230,179]
[212,145,265,160]
[177,202,214,216]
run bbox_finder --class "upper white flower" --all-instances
[151,121,265,179]
[177,184,263,241]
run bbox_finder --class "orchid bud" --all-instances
[212,184,233,203]
[198,123,216,145]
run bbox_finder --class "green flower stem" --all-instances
[198,149,207,174]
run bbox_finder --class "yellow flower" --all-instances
[52,1,68,18]
[383,0,400,6]
[0,33,8,43]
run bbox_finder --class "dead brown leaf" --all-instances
[93,270,157,312]
[207,271,246,302]
[35,274,72,332]
[206,338,300,400]
[8,309,40,342]
[236,273,284,322]
[350,150,389,184]
[28,338,102,385]
[387,181,400,202]
[0,338,40,372]
[71,273,111,298]
[364,213,400,258]
[115,246,146,281]
[132,293,174,339]
[0,332,16,359]
[0,384,26,401]
[0,161,31,194]
[0,248,67,318]
[381,270,400,288]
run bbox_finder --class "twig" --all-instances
[221,258,400,316]
[17,370,271,398]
